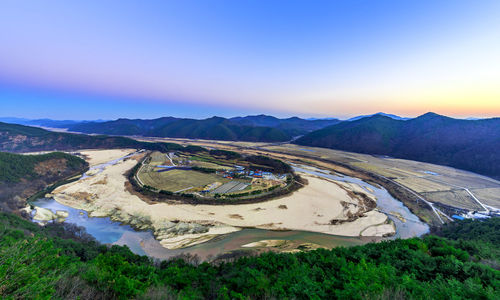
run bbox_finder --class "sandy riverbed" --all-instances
[49,150,395,249]
[79,149,137,165]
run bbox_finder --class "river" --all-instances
[292,164,429,238]
[31,156,428,260]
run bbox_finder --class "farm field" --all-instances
[259,144,500,211]
[49,149,396,253]
[149,151,169,165]
[135,148,291,199]
[153,140,500,215]
[138,169,230,193]
[420,190,483,211]
[211,181,249,194]
[394,177,451,193]
[470,188,500,208]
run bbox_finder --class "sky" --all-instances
[1,0,499,120]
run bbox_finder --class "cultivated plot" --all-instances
[139,169,229,192]
[421,190,483,211]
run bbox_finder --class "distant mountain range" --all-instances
[0,115,341,141]
[295,112,500,179]
[54,115,340,142]
[2,113,498,178]
[0,117,107,129]
[229,115,340,137]
[346,112,411,122]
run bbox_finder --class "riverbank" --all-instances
[47,149,395,249]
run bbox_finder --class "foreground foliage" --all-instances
[0,212,499,299]
[0,152,88,213]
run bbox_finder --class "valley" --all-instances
[144,137,500,225]
[5,122,496,260]
[15,139,448,260]
[35,148,397,251]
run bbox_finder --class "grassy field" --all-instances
[149,151,167,165]
[421,190,483,211]
[138,169,230,192]
[190,160,232,170]
[470,188,500,208]
[265,144,500,212]
[143,140,500,214]
[394,177,452,193]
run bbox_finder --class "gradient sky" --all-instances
[1,0,499,120]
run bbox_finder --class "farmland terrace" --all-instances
[131,149,303,204]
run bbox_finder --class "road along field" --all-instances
[261,145,500,217]
[47,149,395,250]
[149,139,500,224]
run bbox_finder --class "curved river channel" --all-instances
[32,157,429,260]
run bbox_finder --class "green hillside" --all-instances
[0,212,498,299]
[0,152,87,213]
[296,113,500,179]
[0,152,85,183]
[0,122,204,154]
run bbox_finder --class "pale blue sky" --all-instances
[1,0,499,119]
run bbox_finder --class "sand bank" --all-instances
[50,150,395,249]
[79,149,137,166]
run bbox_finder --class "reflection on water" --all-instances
[32,198,147,255]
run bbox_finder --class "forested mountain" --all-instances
[68,115,341,141]
[69,116,292,142]
[230,114,340,136]
[0,152,87,213]
[1,212,499,298]
[0,122,204,153]
[295,113,500,179]
[0,117,101,128]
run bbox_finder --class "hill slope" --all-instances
[0,152,87,213]
[69,116,292,142]
[0,122,201,153]
[295,113,500,179]
[1,212,498,298]
[230,114,340,136]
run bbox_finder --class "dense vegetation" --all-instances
[2,115,341,138]
[1,212,499,299]
[0,152,84,183]
[66,115,342,142]
[246,155,293,173]
[0,152,87,213]
[208,149,242,159]
[434,218,500,246]
[229,114,340,136]
[296,113,500,179]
